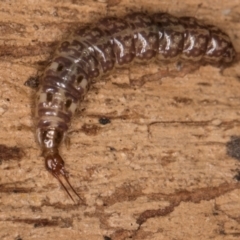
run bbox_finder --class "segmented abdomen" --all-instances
[35,12,236,141]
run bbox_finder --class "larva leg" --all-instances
[24,76,40,89]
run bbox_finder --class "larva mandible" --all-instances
[35,12,236,202]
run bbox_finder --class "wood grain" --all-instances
[0,0,240,239]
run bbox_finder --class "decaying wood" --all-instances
[0,0,240,239]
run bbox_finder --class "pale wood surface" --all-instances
[0,0,240,239]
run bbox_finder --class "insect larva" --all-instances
[34,12,236,202]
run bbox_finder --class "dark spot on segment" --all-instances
[42,76,80,99]
[46,92,53,103]
[65,99,72,109]
[77,75,84,85]
[57,63,64,72]
[226,136,240,160]
[53,56,73,73]
[74,74,89,91]
[99,117,111,125]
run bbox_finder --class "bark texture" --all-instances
[0,0,240,239]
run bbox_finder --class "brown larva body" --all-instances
[35,12,236,202]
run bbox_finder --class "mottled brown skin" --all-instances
[35,12,236,202]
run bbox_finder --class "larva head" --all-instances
[44,151,82,203]
[37,128,82,202]
[45,151,65,178]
